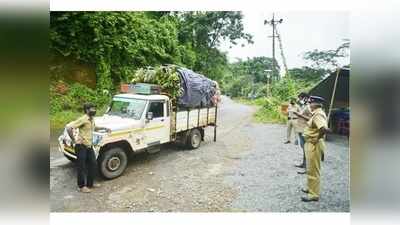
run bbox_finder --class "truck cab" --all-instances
[101,93,172,148]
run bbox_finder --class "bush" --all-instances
[50,110,81,131]
[269,77,307,102]
[50,82,111,131]
[50,82,110,115]
[253,97,286,124]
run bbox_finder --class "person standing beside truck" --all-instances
[299,96,331,202]
[284,98,300,144]
[66,103,104,193]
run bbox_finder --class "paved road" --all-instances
[50,96,349,212]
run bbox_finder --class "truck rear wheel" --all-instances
[98,147,128,179]
[187,128,202,149]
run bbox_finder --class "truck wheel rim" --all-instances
[192,133,200,147]
[107,156,121,171]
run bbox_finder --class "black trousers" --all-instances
[75,144,96,188]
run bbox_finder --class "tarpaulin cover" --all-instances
[177,68,216,108]
[308,68,349,109]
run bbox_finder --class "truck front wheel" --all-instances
[187,128,202,149]
[98,147,128,179]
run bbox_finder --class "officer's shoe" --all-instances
[284,141,291,144]
[297,170,306,175]
[79,186,91,193]
[295,163,305,168]
[301,188,309,194]
[301,196,319,202]
[90,183,101,188]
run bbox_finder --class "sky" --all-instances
[218,11,350,72]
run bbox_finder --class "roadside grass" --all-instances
[50,106,108,132]
[234,97,287,124]
[50,110,81,132]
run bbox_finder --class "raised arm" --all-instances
[294,111,310,121]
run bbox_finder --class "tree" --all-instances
[303,40,350,72]
[176,11,253,49]
[50,12,184,91]
[175,12,253,80]
[50,11,252,90]
[222,56,280,98]
[288,66,327,84]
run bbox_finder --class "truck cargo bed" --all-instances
[174,106,217,133]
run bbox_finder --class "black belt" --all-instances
[288,117,298,120]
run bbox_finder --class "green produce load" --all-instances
[131,65,183,105]
[131,64,221,109]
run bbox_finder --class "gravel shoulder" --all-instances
[50,96,349,212]
[226,123,350,212]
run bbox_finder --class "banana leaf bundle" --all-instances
[131,65,183,105]
[132,65,219,109]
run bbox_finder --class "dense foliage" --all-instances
[222,56,281,98]
[50,11,252,129]
[49,11,349,128]
[223,40,349,123]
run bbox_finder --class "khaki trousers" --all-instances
[286,119,296,142]
[305,139,325,198]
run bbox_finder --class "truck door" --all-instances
[144,100,170,145]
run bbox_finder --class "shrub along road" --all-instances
[50,96,349,212]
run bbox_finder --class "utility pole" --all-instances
[264,13,283,80]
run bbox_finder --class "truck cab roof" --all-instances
[114,93,170,101]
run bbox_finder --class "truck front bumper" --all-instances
[58,140,77,159]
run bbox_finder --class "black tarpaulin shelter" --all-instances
[309,67,350,135]
[309,67,349,111]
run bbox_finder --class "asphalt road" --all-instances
[50,96,349,212]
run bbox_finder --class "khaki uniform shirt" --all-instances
[287,104,300,119]
[295,104,312,133]
[68,114,95,147]
[303,108,328,143]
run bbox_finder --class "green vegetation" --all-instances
[50,12,252,130]
[49,11,349,129]
[223,41,349,124]
[132,65,182,105]
[233,78,309,124]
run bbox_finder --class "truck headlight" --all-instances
[93,133,104,146]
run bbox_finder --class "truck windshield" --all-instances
[107,97,147,120]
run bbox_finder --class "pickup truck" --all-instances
[58,92,218,179]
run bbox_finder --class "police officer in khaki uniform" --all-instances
[299,96,331,202]
[293,93,312,172]
[284,98,300,144]
[67,103,108,193]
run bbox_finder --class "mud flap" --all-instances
[146,141,161,154]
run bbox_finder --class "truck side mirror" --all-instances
[146,112,153,121]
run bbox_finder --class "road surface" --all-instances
[50,96,349,212]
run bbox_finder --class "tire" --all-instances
[186,128,202,149]
[63,154,76,162]
[98,147,128,179]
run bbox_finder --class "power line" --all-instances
[276,26,289,78]
[264,13,283,80]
